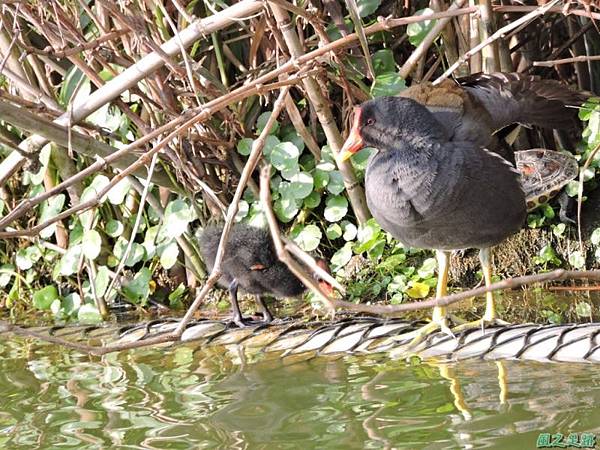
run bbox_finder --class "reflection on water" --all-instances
[1,337,600,449]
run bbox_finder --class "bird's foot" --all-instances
[452,317,510,333]
[229,313,273,328]
[404,317,455,351]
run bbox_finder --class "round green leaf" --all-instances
[59,244,82,276]
[342,221,358,241]
[94,266,110,298]
[274,197,300,223]
[371,73,407,97]
[576,301,592,317]
[160,241,180,269]
[82,229,102,260]
[569,250,586,269]
[106,219,124,237]
[326,171,345,195]
[289,172,314,199]
[256,111,280,135]
[326,223,343,240]
[270,142,300,171]
[592,228,600,246]
[263,135,280,158]
[161,199,195,239]
[356,0,382,17]
[331,242,353,272]
[107,177,131,205]
[303,191,321,209]
[313,169,330,190]
[33,285,59,310]
[16,246,43,271]
[292,224,322,251]
[122,267,152,305]
[237,137,253,156]
[77,303,103,323]
[324,195,348,222]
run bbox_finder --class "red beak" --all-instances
[339,107,364,162]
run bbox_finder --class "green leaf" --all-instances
[160,199,195,239]
[82,229,102,260]
[39,194,66,239]
[371,73,406,97]
[122,267,152,305]
[58,245,82,276]
[62,292,82,316]
[256,111,280,135]
[263,135,280,158]
[372,49,396,75]
[94,266,110,298]
[407,8,437,47]
[292,224,322,251]
[406,281,430,299]
[326,171,345,195]
[270,142,300,172]
[159,241,179,269]
[282,130,306,152]
[331,242,353,272]
[350,147,374,171]
[106,219,124,237]
[356,0,382,17]
[168,283,187,308]
[303,191,321,209]
[418,257,437,279]
[113,238,145,267]
[33,285,59,310]
[569,250,586,269]
[289,172,314,199]
[274,197,300,223]
[77,303,103,323]
[107,177,131,205]
[313,168,330,190]
[324,195,348,222]
[552,223,566,238]
[16,246,43,270]
[342,221,358,241]
[575,301,592,317]
[377,254,407,271]
[237,137,253,156]
[0,264,15,287]
[592,228,600,246]
[387,274,408,293]
[326,223,343,240]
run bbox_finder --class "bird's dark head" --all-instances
[339,96,444,161]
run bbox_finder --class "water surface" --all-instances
[1,336,599,449]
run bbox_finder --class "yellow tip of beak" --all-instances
[339,150,354,162]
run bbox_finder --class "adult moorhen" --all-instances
[199,223,331,327]
[339,95,527,342]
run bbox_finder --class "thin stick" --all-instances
[172,87,292,337]
[259,165,336,314]
[433,0,559,84]
[533,55,600,67]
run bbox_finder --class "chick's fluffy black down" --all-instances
[199,223,306,298]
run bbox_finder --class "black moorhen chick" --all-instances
[339,96,527,342]
[199,223,330,327]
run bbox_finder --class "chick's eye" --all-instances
[366,118,375,126]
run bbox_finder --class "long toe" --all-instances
[453,317,510,333]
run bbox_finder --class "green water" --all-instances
[1,337,600,449]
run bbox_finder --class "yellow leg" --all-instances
[454,247,509,332]
[406,250,454,350]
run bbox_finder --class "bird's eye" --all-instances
[366,118,375,126]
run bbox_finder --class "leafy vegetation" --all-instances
[0,0,599,325]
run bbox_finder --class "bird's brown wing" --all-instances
[398,79,496,146]
[457,72,589,131]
